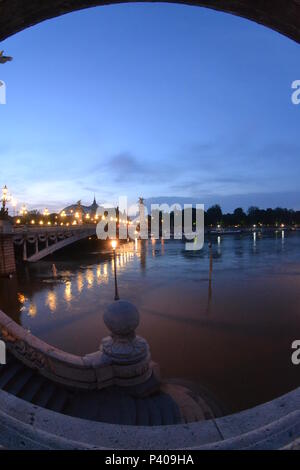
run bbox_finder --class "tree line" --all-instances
[204,205,300,227]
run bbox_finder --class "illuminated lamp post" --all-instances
[0,185,9,218]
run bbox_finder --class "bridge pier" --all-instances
[0,221,16,276]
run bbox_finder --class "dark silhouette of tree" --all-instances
[206,205,222,226]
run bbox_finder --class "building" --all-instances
[60,196,100,219]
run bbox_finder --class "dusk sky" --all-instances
[1,3,300,213]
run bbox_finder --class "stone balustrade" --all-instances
[0,300,156,390]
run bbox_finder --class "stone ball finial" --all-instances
[103,300,140,337]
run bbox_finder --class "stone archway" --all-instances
[0,1,300,43]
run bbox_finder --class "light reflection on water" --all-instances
[1,233,300,413]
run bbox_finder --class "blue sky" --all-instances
[0,3,300,213]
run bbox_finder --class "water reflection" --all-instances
[28,302,37,318]
[18,293,26,305]
[217,236,222,255]
[1,233,300,414]
[253,232,257,253]
[64,281,72,303]
[86,269,94,289]
[46,291,57,313]
[77,271,84,293]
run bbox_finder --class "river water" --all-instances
[1,230,300,414]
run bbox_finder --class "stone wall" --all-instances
[0,235,16,276]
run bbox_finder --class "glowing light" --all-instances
[103,263,108,279]
[64,281,72,302]
[77,272,84,293]
[96,265,101,282]
[16,219,21,224]
[31,220,35,225]
[28,303,37,318]
[46,292,57,313]
[18,293,26,304]
[86,269,94,288]
[20,205,27,216]
[111,240,117,250]
[39,220,44,225]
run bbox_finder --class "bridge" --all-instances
[13,224,96,262]
[0,220,96,275]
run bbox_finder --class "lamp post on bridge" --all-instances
[0,185,9,219]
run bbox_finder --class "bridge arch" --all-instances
[0,1,300,44]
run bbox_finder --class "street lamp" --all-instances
[20,205,27,216]
[0,185,12,219]
[111,240,120,301]
[1,185,8,211]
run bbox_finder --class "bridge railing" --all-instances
[0,306,155,390]
[13,224,96,233]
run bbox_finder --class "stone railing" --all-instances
[0,301,156,390]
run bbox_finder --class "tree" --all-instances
[233,208,246,226]
[206,205,222,226]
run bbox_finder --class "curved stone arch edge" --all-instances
[0,386,299,449]
[0,1,300,44]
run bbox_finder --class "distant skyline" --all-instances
[1,3,300,213]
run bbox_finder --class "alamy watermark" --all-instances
[292,340,300,365]
[0,80,6,104]
[96,197,204,251]
[0,340,6,365]
[291,80,300,105]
